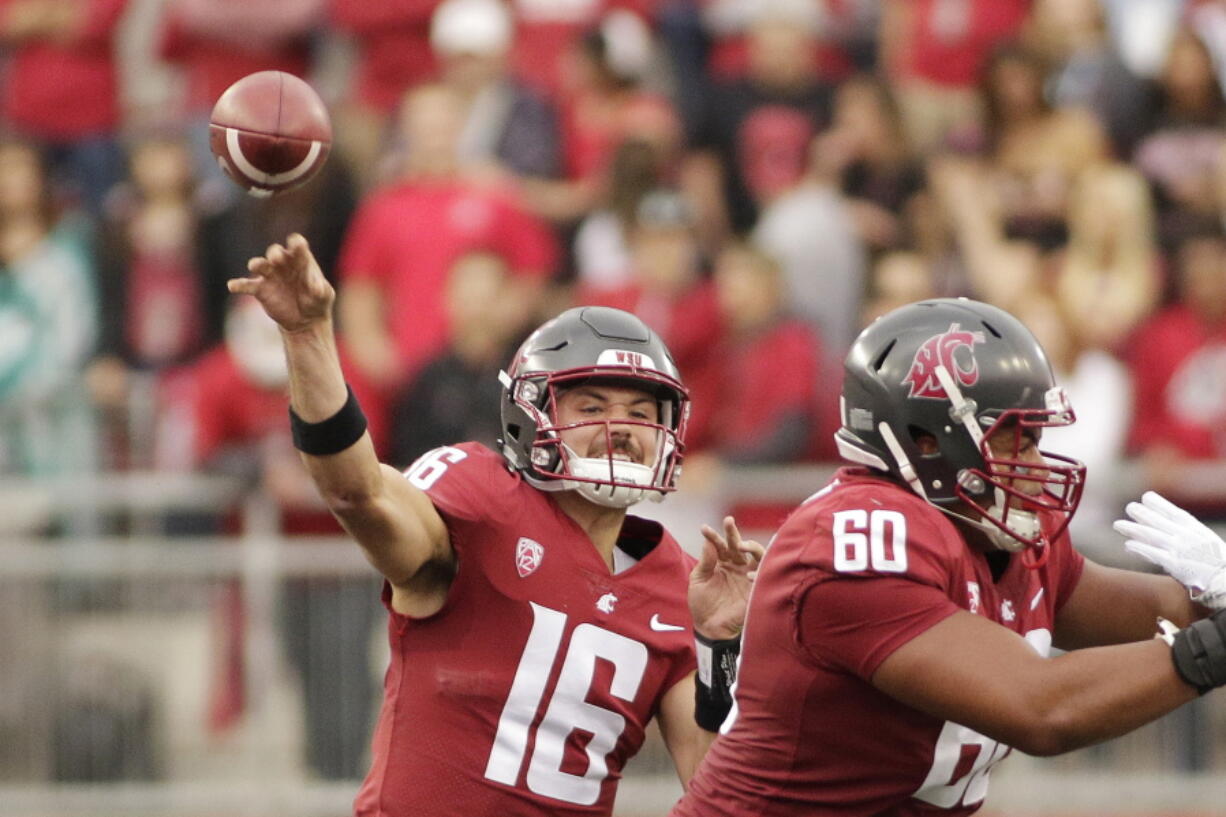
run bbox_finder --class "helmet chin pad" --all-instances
[567,452,661,508]
[983,502,1040,552]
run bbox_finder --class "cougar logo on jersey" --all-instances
[902,323,987,399]
[515,537,544,577]
[596,592,618,613]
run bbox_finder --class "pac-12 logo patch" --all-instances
[902,323,986,399]
[515,537,544,577]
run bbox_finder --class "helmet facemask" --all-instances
[953,388,1087,568]
[501,367,688,508]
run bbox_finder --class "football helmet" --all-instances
[835,298,1086,566]
[499,306,689,508]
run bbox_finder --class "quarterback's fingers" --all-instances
[697,527,721,572]
[721,517,747,566]
[267,243,289,268]
[702,524,737,565]
[227,277,260,295]
[286,233,311,267]
[739,539,766,565]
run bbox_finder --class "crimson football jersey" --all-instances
[353,443,697,817]
[673,467,1084,817]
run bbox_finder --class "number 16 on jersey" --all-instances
[484,602,649,805]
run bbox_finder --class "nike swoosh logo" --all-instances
[1030,588,1045,610]
[650,614,686,632]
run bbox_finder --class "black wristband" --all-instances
[289,385,368,456]
[1171,611,1226,695]
[694,632,740,732]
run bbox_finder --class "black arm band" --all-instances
[1171,611,1226,695]
[289,385,368,456]
[694,632,741,732]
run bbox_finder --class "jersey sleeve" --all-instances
[796,574,961,680]
[1048,529,1086,614]
[401,442,514,526]
[791,492,963,680]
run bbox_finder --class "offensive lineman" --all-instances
[672,298,1226,816]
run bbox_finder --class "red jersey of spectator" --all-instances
[897,0,1031,88]
[708,318,820,462]
[1127,303,1226,459]
[354,443,697,817]
[672,468,1084,817]
[577,280,723,450]
[339,180,557,383]
[0,0,127,139]
[329,0,439,113]
[158,0,317,114]
[189,345,288,462]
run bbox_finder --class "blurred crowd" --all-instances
[6,0,1226,779]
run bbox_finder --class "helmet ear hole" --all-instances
[908,425,939,455]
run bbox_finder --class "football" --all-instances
[208,71,332,197]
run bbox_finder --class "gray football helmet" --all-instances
[499,306,689,508]
[835,298,1086,566]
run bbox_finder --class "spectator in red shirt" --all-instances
[1127,227,1226,518]
[337,83,557,444]
[707,241,822,463]
[0,0,129,214]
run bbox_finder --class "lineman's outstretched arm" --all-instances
[872,609,1197,757]
[228,235,450,597]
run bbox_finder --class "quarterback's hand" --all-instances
[1113,491,1226,610]
[228,233,334,333]
[688,516,765,640]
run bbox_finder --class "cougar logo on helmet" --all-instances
[902,323,986,399]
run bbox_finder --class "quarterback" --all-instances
[229,234,760,816]
[673,298,1226,816]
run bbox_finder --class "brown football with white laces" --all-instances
[208,71,332,197]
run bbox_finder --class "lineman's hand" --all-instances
[1114,491,1226,610]
[228,233,333,333]
[689,516,765,640]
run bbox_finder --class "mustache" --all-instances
[588,435,642,462]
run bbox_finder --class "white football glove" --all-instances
[1113,491,1226,610]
